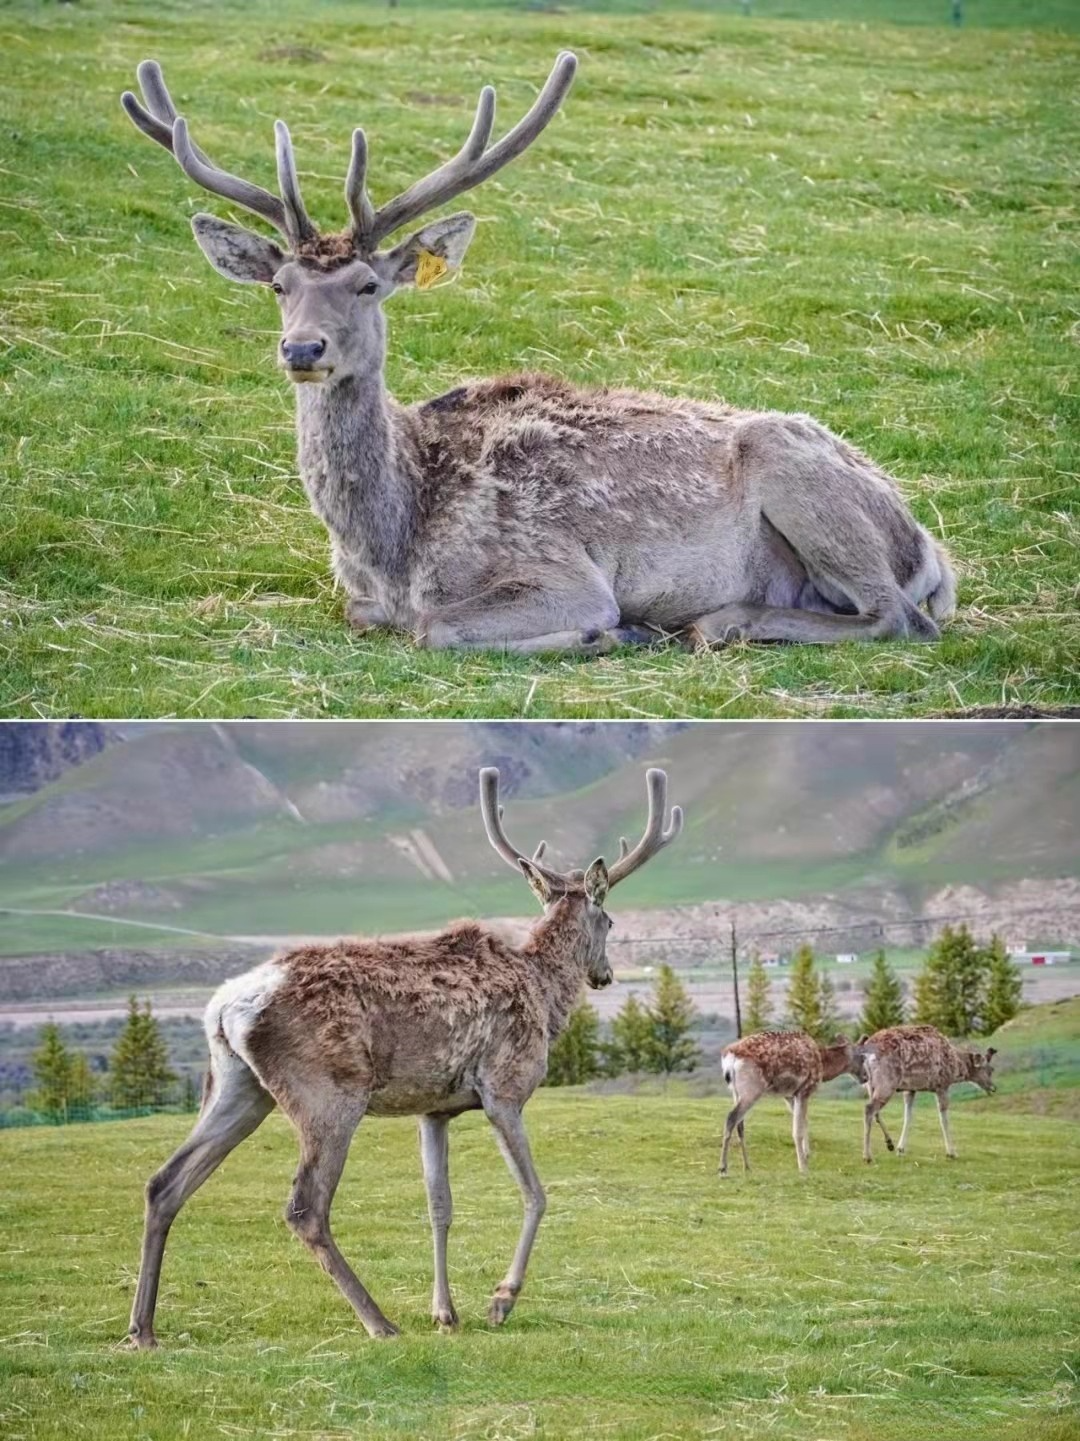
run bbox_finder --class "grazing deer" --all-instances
[120,57,954,655]
[860,1024,996,1162]
[719,1031,863,1175]
[124,767,682,1348]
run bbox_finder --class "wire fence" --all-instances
[0,1096,200,1131]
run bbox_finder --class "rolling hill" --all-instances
[0,723,1076,975]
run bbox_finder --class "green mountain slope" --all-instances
[0,722,1075,949]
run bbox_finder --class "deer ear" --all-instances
[376,212,476,288]
[986,1047,997,1060]
[192,214,286,284]
[584,858,609,906]
[518,858,553,907]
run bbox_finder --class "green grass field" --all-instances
[1,0,1077,718]
[2,1086,1077,1439]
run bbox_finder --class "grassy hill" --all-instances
[1,1084,1075,1438]
[1,1,1077,719]
[969,995,1080,1118]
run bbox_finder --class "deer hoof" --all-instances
[123,1331,158,1351]
[368,1320,401,1340]
[487,1288,518,1326]
[434,1307,460,1332]
[885,1139,895,1152]
[608,624,666,649]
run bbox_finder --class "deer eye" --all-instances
[270,281,284,296]
[359,280,379,296]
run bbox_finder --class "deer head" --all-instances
[479,767,683,990]
[965,1046,997,1093]
[121,56,577,384]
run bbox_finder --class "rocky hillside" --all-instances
[0,723,116,798]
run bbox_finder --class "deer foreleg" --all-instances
[897,1091,916,1153]
[418,1113,458,1330]
[482,1099,546,1326]
[418,574,658,655]
[792,1093,811,1174]
[935,1090,957,1159]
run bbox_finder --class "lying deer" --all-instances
[120,57,955,655]
[719,1030,863,1175]
[860,1024,996,1162]
[124,767,682,1347]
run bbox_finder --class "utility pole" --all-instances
[731,916,742,1039]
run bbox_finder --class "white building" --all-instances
[1009,950,1073,966]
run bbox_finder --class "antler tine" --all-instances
[346,128,376,245]
[478,768,569,887]
[607,768,683,889]
[274,120,317,245]
[173,118,290,237]
[365,51,576,249]
[122,60,292,242]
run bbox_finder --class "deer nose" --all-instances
[281,338,327,367]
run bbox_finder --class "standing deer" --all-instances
[719,1030,863,1175]
[124,767,682,1348]
[119,57,954,655]
[860,1024,996,1162]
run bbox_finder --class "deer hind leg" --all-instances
[127,1054,274,1349]
[418,1113,458,1331]
[720,1092,758,1176]
[935,1090,957,1159]
[864,1091,896,1162]
[282,1090,399,1339]
[897,1091,917,1154]
[691,416,942,648]
[481,1098,547,1326]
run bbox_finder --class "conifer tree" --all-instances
[860,951,906,1034]
[32,1023,73,1120]
[818,971,844,1041]
[786,944,824,1038]
[981,934,1022,1035]
[68,1052,97,1117]
[111,996,176,1109]
[914,925,986,1036]
[603,992,653,1075]
[645,964,700,1077]
[744,955,773,1035]
[546,1000,601,1086]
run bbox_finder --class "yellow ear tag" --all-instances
[415,249,450,290]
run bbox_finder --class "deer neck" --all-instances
[294,369,417,585]
[522,903,592,1040]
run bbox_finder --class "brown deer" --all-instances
[860,1024,996,1162]
[719,1031,863,1176]
[124,766,682,1349]
[120,58,954,655]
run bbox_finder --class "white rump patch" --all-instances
[205,959,287,1066]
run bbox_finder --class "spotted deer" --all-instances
[860,1024,996,1162]
[124,767,682,1348]
[120,57,954,655]
[719,1030,863,1175]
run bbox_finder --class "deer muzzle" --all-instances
[281,337,331,383]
